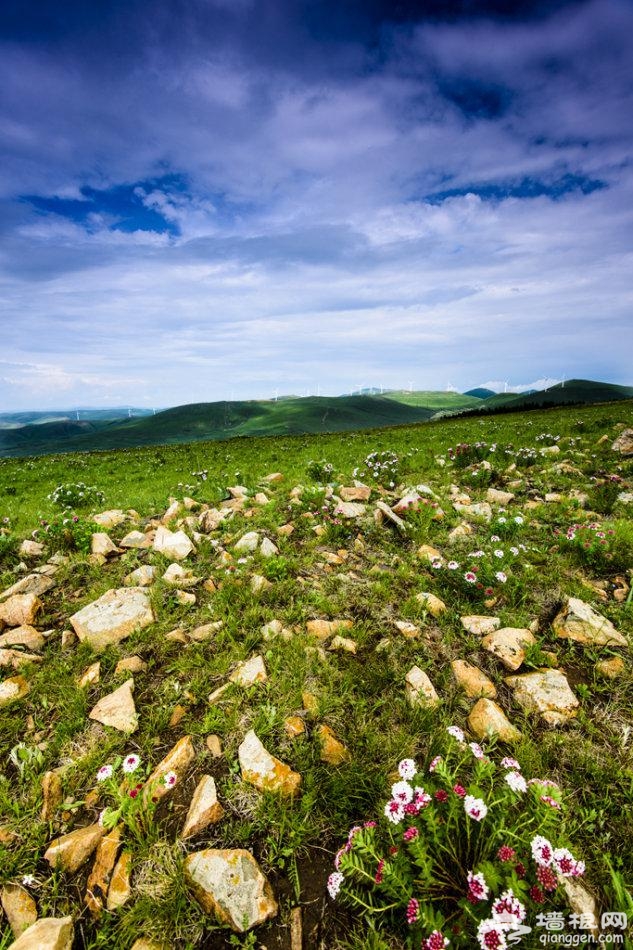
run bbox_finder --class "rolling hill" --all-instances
[383,390,482,410]
[469,379,633,414]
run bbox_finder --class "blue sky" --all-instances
[0,0,631,409]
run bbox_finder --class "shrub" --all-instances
[588,477,623,515]
[353,451,402,488]
[47,482,105,510]
[307,459,335,482]
[37,513,98,553]
[448,443,495,470]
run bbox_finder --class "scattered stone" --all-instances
[339,485,371,502]
[162,563,198,586]
[301,691,318,714]
[417,544,443,562]
[560,878,598,936]
[448,523,473,543]
[328,635,357,654]
[456,501,493,522]
[374,500,406,532]
[184,848,278,932]
[318,725,350,765]
[124,565,156,587]
[261,619,292,641]
[119,530,151,550]
[284,716,306,738]
[169,704,187,727]
[165,627,188,644]
[181,776,224,839]
[41,770,63,822]
[487,488,515,505]
[392,491,420,514]
[229,655,268,686]
[482,627,536,671]
[199,508,229,533]
[7,917,73,950]
[306,618,353,640]
[206,734,223,757]
[0,625,44,651]
[85,827,122,918]
[61,630,76,650]
[333,500,366,519]
[416,592,447,617]
[539,444,560,455]
[106,851,132,911]
[461,615,501,636]
[77,662,100,689]
[0,675,29,707]
[44,824,105,874]
[238,730,302,797]
[234,531,259,553]
[611,429,633,456]
[143,736,195,803]
[290,906,302,950]
[152,526,194,560]
[451,660,497,698]
[115,655,147,675]
[250,575,272,594]
[90,533,119,557]
[1,884,37,937]
[277,523,294,537]
[18,540,44,558]
[189,621,223,642]
[506,669,580,725]
[553,598,627,647]
[394,620,420,639]
[595,656,625,679]
[0,574,54,602]
[260,537,279,558]
[0,594,42,628]
[263,472,284,483]
[468,698,521,743]
[70,588,154,652]
[175,589,196,606]
[0,648,42,670]
[93,510,127,529]
[208,683,231,704]
[88,679,137,733]
[405,666,440,708]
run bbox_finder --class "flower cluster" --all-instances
[353,450,402,487]
[447,442,495,469]
[430,543,526,601]
[306,459,335,482]
[556,521,616,568]
[94,754,177,840]
[47,482,105,510]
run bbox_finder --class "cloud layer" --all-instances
[0,0,631,408]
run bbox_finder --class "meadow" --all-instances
[0,401,631,949]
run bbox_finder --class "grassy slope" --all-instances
[384,389,482,410]
[480,379,633,411]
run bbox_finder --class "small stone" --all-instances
[339,486,371,502]
[334,500,366,519]
[181,775,224,838]
[234,531,259,553]
[284,716,306,738]
[77,662,100,689]
[165,627,188,643]
[44,824,105,874]
[87,553,107,567]
[0,594,42,628]
[153,526,194,560]
[559,878,599,936]
[448,523,473,543]
[189,620,223,642]
[143,736,195,803]
[18,540,44,558]
[206,734,222,757]
[394,620,420,639]
[418,544,442,562]
[250,575,272,594]
[595,656,625,679]
[0,574,55,601]
[0,649,42,670]
[85,827,122,917]
[306,618,353,640]
[163,563,199,586]
[506,669,580,725]
[184,848,278,932]
[1,884,37,936]
[115,655,147,675]
[301,691,318,714]
[175,590,196,606]
[238,730,302,797]
[277,523,294,537]
[260,537,279,558]
[416,592,447,617]
[405,666,440,708]
[0,675,29,707]
[106,851,132,911]
[60,630,76,650]
[263,472,284,483]
[169,704,187,727]
[486,488,515,505]
[482,628,536,671]
[553,598,627,647]
[41,770,63,822]
[7,917,73,950]
[374,500,406,531]
[261,619,292,641]
[451,660,497,698]
[119,530,152,550]
[328,635,357,654]
[88,679,137,733]
[612,429,633,456]
[0,626,45,651]
[229,655,268,686]
[93,509,127,529]
[90,533,119,557]
[124,566,156,587]
[208,682,231,704]
[70,588,154,652]
[318,725,350,765]
[468,698,521,743]
[461,615,501,636]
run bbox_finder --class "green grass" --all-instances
[0,399,632,948]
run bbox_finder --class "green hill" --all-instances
[478,379,633,413]
[383,390,482,411]
[463,387,496,399]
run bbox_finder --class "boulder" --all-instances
[88,679,137,733]
[0,675,29,707]
[119,530,151,550]
[468,699,521,743]
[7,917,73,950]
[611,429,633,456]
[92,510,127,529]
[505,669,580,725]
[70,588,154,651]
[451,660,497,698]
[152,526,194,560]
[553,598,627,647]
[461,615,501,636]
[482,627,536,671]
[44,824,105,874]
[486,488,515,505]
[0,594,42,628]
[260,537,279,558]
[374,500,406,531]
[405,666,440,708]
[181,776,224,839]
[106,851,132,911]
[238,730,302,797]
[18,540,44,558]
[339,486,371,502]
[1,884,37,936]
[184,849,278,932]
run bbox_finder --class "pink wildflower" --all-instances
[477,919,508,949]
[96,765,113,782]
[536,865,558,892]
[429,755,442,772]
[403,826,419,842]
[435,789,448,803]
[464,795,488,821]
[531,835,554,867]
[467,870,489,902]
[492,889,526,923]
[453,784,466,797]
[374,858,385,884]
[327,872,343,899]
[398,758,417,780]
[422,931,450,949]
[497,845,516,862]
[406,897,419,924]
[384,799,405,825]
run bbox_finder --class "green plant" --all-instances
[95,754,177,842]
[37,513,99,553]
[47,482,105,509]
[306,459,335,482]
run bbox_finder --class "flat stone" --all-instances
[0,575,54,602]
[306,618,353,640]
[0,675,29,707]
[392,492,420,514]
[0,626,45,651]
[184,848,278,932]
[18,540,44,558]
[374,500,406,531]
[85,827,122,917]
[263,472,284,483]
[0,594,42,628]
[482,627,536,671]
[405,666,440,708]
[284,716,306,738]
[261,619,292,641]
[189,620,223,642]
[44,823,105,874]
[88,679,137,733]
[107,851,131,911]
[448,523,474,543]
[595,657,625,679]
[1,884,37,936]
[234,531,259,553]
[119,530,152,549]
[181,775,225,839]
[115,655,147,675]
[153,526,194,560]
[328,635,357,654]
[90,533,119,557]
[93,510,127,529]
[468,698,521,743]
[229,655,268,686]
[487,488,515,505]
[260,537,279,558]
[506,669,580,725]
[553,598,627,647]
[41,770,63,822]
[276,523,294,537]
[453,501,493,522]
[0,649,42,670]
[70,588,154,652]
[318,725,350,765]
[7,917,73,950]
[253,492,270,505]
[238,730,302,797]
[461,615,501,636]
[394,620,420,639]
[612,428,633,456]
[339,486,371,502]
[334,500,366,518]
[124,566,156,587]
[206,734,223,757]
[416,592,447,617]
[77,661,100,688]
[560,878,599,936]
[143,736,195,804]
[250,575,271,594]
[451,660,497,698]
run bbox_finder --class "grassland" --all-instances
[0,401,631,949]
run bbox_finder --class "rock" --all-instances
[199,508,229,532]
[206,734,223,757]
[612,429,633,456]
[461,615,501,636]
[129,941,163,950]
[339,486,371,502]
[261,619,293,641]
[188,620,223,643]
[253,492,270,506]
[181,775,224,838]
[250,575,272,594]
[162,499,183,523]
[539,444,560,455]
[7,917,73,950]
[405,666,440,708]
[416,592,447,617]
[169,705,187,727]
[451,660,497,698]
[152,526,194,560]
[143,736,195,803]
[453,501,493,522]
[482,628,536,671]
[417,545,443,562]
[90,533,119,557]
[448,523,473,543]
[0,649,42,670]
[374,500,406,531]
[208,683,231,704]
[0,626,44,651]
[553,598,627,647]
[0,575,54,602]
[41,770,63,822]
[115,655,147,675]
[106,851,132,911]
[229,655,268,686]
[85,827,122,917]
[0,675,29,707]
[328,635,357,654]
[0,594,42,628]
[277,523,294,537]
[392,492,420,514]
[61,630,76,650]
[93,510,127,529]
[1,884,37,936]
[506,669,580,725]
[560,878,598,935]
[77,661,100,688]
[119,530,152,550]
[184,848,278,932]
[70,588,154,652]
[487,488,515,505]
[260,537,279,558]
[263,472,284,483]
[88,679,137,733]
[238,730,302,797]
[468,699,521,743]
[318,725,350,765]
[394,620,420,639]
[45,824,105,874]
[18,540,44,558]
[334,500,366,519]
[306,619,352,640]
[284,716,306,738]
[595,656,625,679]
[234,531,259,553]
[162,563,200,587]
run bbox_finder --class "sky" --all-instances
[0,0,632,410]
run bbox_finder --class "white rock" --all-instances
[260,537,279,558]
[229,655,268,686]
[181,776,224,839]
[234,532,259,553]
[7,917,73,950]
[152,526,194,560]
[553,598,627,647]
[238,730,301,796]
[184,849,277,932]
[70,588,154,652]
[505,669,580,725]
[405,666,440,707]
[88,679,138,733]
